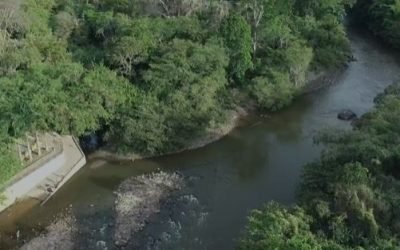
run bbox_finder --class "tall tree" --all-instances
[221,13,253,82]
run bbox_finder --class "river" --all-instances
[1,26,400,250]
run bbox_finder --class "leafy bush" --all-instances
[250,70,295,111]
[240,84,400,249]
[353,0,400,48]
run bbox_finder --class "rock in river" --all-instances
[113,172,184,248]
[338,109,357,121]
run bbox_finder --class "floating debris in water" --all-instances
[113,171,184,248]
[20,215,77,250]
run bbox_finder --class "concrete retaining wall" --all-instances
[0,136,86,214]
[0,154,67,211]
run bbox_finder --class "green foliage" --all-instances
[111,39,228,154]
[221,13,253,82]
[64,64,130,135]
[250,70,295,111]
[0,0,355,185]
[353,0,400,48]
[0,141,22,188]
[51,11,78,40]
[24,0,56,35]
[296,15,351,68]
[286,41,314,86]
[108,93,166,155]
[233,0,348,109]
[295,0,356,18]
[0,63,129,137]
[240,84,400,249]
[239,202,344,250]
[106,17,163,78]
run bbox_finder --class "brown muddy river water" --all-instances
[1,27,400,250]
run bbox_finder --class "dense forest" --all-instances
[0,0,355,184]
[239,1,400,249]
[353,0,400,49]
[1,0,400,249]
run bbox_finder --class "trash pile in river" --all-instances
[20,215,77,250]
[136,193,209,249]
[114,171,184,248]
[15,171,184,249]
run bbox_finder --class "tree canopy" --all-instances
[353,0,400,48]
[0,0,354,184]
[240,84,400,249]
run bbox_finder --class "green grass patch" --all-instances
[0,144,23,190]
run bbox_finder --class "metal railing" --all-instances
[2,132,64,190]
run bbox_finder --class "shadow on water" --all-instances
[260,96,316,143]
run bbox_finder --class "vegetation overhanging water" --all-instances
[1,0,400,249]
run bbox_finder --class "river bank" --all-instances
[0,68,339,249]
[87,107,248,163]
[88,68,342,163]
[2,25,398,250]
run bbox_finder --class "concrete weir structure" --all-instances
[0,135,86,213]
